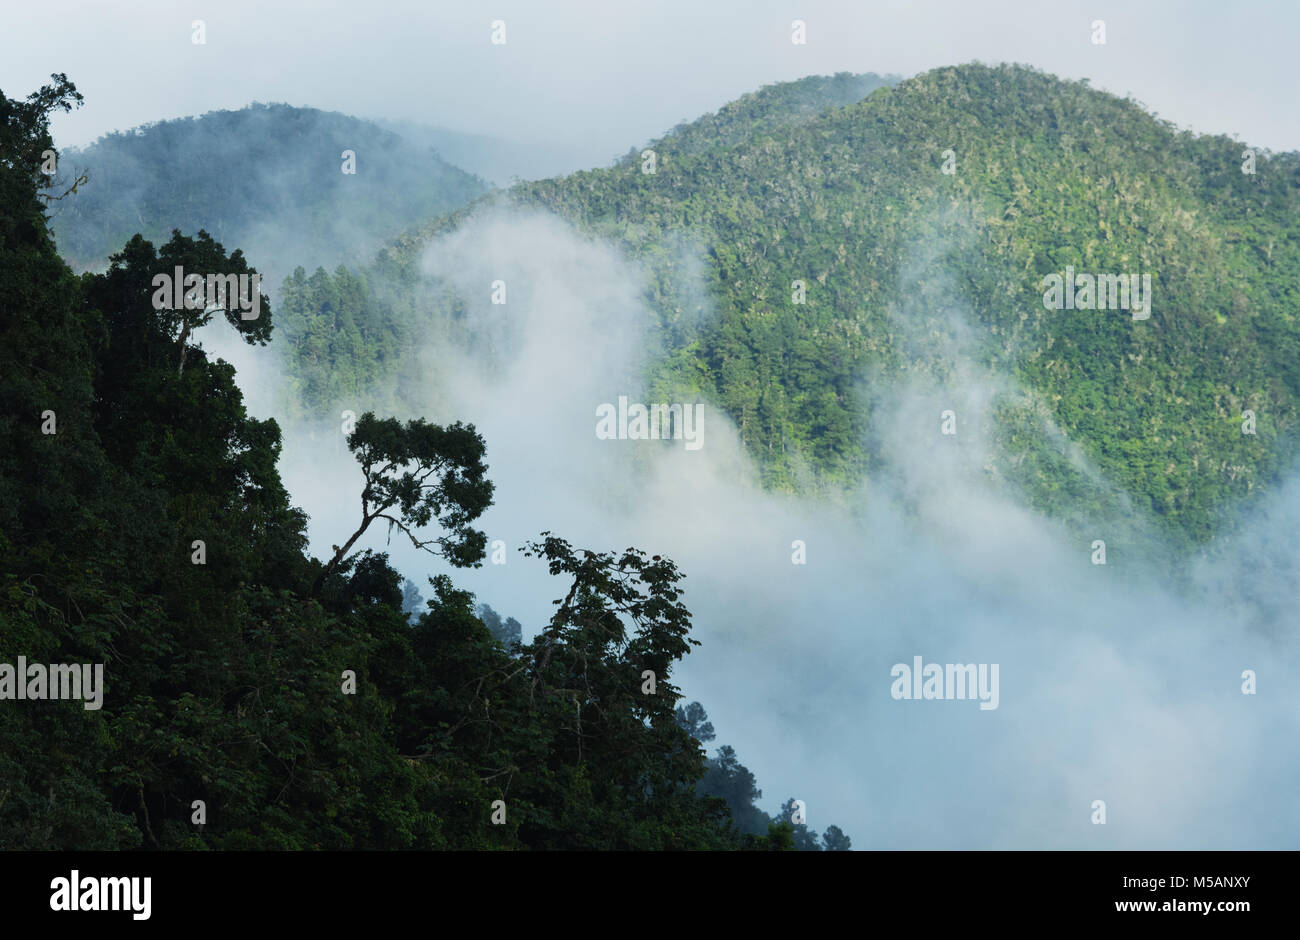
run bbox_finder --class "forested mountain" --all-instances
[45,103,489,280]
[514,64,1300,548]
[8,60,1297,852]
[2,75,842,850]
[296,64,1299,551]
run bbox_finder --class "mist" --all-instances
[203,202,1299,850]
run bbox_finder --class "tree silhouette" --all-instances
[674,701,716,743]
[313,412,494,595]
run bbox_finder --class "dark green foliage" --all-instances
[758,821,796,851]
[88,228,271,386]
[3,76,842,850]
[775,797,822,851]
[675,700,715,743]
[311,412,495,594]
[823,824,852,851]
[698,744,770,837]
[680,705,852,845]
[276,264,410,420]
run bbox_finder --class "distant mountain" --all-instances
[312,65,1300,549]
[47,103,490,281]
[372,118,596,186]
[367,72,901,188]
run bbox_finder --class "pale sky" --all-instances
[3,0,1298,163]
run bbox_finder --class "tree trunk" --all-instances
[310,514,374,596]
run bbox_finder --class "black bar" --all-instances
[0,850,1284,927]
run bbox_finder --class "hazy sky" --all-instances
[5,0,1299,162]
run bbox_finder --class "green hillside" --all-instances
[365,64,1296,550]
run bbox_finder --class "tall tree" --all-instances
[699,744,769,836]
[675,701,716,743]
[823,824,852,851]
[313,411,495,595]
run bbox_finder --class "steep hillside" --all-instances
[291,65,1300,548]
[512,64,1300,546]
[4,75,832,852]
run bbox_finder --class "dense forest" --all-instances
[507,64,1300,549]
[269,65,1300,555]
[1,76,848,849]
[11,58,1299,851]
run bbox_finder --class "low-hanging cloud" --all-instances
[208,204,1299,850]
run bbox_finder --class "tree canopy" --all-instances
[0,75,844,850]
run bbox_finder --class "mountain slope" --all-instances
[294,64,1300,549]
[507,63,1300,547]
